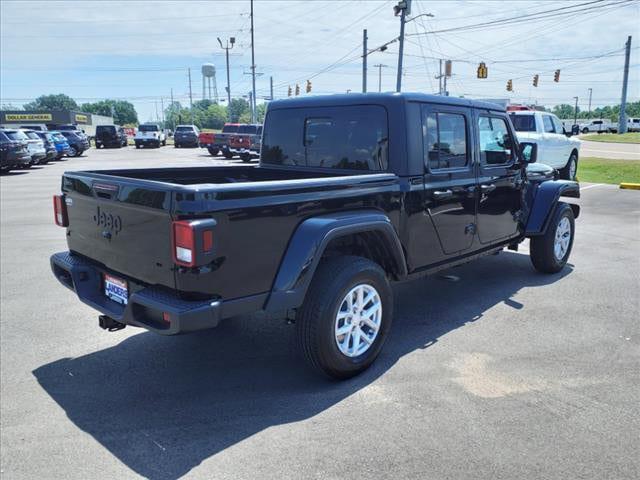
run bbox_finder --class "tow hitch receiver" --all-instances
[99,315,126,332]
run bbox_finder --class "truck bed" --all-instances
[61,165,400,302]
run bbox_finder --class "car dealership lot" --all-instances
[1,147,639,479]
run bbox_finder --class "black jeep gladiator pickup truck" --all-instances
[51,93,579,379]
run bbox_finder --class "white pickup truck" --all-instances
[134,123,166,149]
[508,110,581,180]
[579,119,616,134]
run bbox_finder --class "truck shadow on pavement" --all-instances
[33,251,571,480]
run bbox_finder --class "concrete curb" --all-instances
[619,183,640,190]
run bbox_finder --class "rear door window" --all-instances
[262,105,388,171]
[542,115,555,133]
[422,109,469,170]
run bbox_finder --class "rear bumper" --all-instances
[50,252,266,335]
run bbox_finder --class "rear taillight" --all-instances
[172,219,216,267]
[173,221,196,266]
[53,194,68,227]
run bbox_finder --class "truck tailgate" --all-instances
[62,173,175,288]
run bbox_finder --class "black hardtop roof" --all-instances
[269,92,506,112]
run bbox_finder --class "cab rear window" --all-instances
[509,114,536,132]
[262,105,388,171]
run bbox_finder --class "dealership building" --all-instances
[0,110,113,136]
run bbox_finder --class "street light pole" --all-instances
[374,64,388,92]
[396,6,407,92]
[587,88,593,114]
[218,36,235,108]
[573,96,579,128]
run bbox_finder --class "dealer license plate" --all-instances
[104,274,128,305]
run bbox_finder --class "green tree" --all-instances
[256,102,268,123]
[24,94,78,111]
[552,103,578,119]
[228,98,250,122]
[80,100,138,125]
[199,104,227,129]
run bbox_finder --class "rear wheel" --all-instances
[296,256,393,379]
[135,143,141,149]
[240,152,251,162]
[67,146,77,157]
[207,147,219,156]
[162,139,166,146]
[223,150,233,159]
[530,202,575,274]
[582,127,589,134]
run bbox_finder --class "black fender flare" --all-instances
[265,210,407,312]
[525,180,580,236]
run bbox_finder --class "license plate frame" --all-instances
[104,273,128,305]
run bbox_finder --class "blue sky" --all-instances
[1,0,639,121]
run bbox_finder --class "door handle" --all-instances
[433,189,453,200]
[480,184,496,193]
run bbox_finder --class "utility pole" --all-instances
[250,0,257,123]
[270,76,274,101]
[362,29,368,93]
[170,88,174,130]
[218,36,235,107]
[160,97,164,126]
[188,68,194,123]
[438,59,442,94]
[618,35,632,134]
[395,0,410,92]
[573,96,579,127]
[588,88,593,114]
[374,64,388,92]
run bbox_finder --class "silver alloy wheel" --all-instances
[554,216,572,261]
[67,146,76,157]
[334,283,382,358]
[569,156,577,180]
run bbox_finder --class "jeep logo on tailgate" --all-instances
[93,206,122,235]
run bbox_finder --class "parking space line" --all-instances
[580,183,604,191]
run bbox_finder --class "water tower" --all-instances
[201,64,219,103]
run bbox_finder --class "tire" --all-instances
[207,147,219,156]
[530,202,575,274]
[135,143,141,149]
[162,139,166,146]
[241,152,251,162]
[175,143,180,148]
[74,149,83,157]
[582,128,589,134]
[67,146,77,157]
[223,150,233,159]
[560,152,578,180]
[296,255,393,379]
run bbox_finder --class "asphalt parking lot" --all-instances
[1,146,639,480]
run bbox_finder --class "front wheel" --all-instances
[296,256,393,379]
[240,152,251,162]
[560,152,578,180]
[162,139,166,146]
[530,202,575,274]
[582,127,589,134]
[207,147,219,156]
[67,146,77,157]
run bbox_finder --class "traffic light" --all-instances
[287,86,292,97]
[533,74,539,87]
[306,80,312,93]
[554,69,560,82]
[477,62,488,79]
[295,84,300,96]
[506,79,513,92]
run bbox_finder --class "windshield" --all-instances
[6,131,28,141]
[238,125,258,134]
[509,114,536,132]
[24,131,40,140]
[61,131,78,139]
[52,133,66,141]
[139,124,159,132]
[222,125,239,133]
[97,126,115,133]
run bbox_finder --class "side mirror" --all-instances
[519,142,537,164]
[571,125,580,136]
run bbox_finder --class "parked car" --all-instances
[134,124,166,148]
[228,124,262,162]
[174,125,200,148]
[60,130,90,157]
[95,125,128,148]
[50,93,580,379]
[49,131,71,159]
[579,119,615,134]
[0,129,32,173]
[20,129,48,165]
[35,131,58,163]
[198,123,240,156]
[508,109,581,180]
[54,124,91,143]
[626,117,640,132]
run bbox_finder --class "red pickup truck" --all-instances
[198,123,240,157]
[228,124,262,162]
